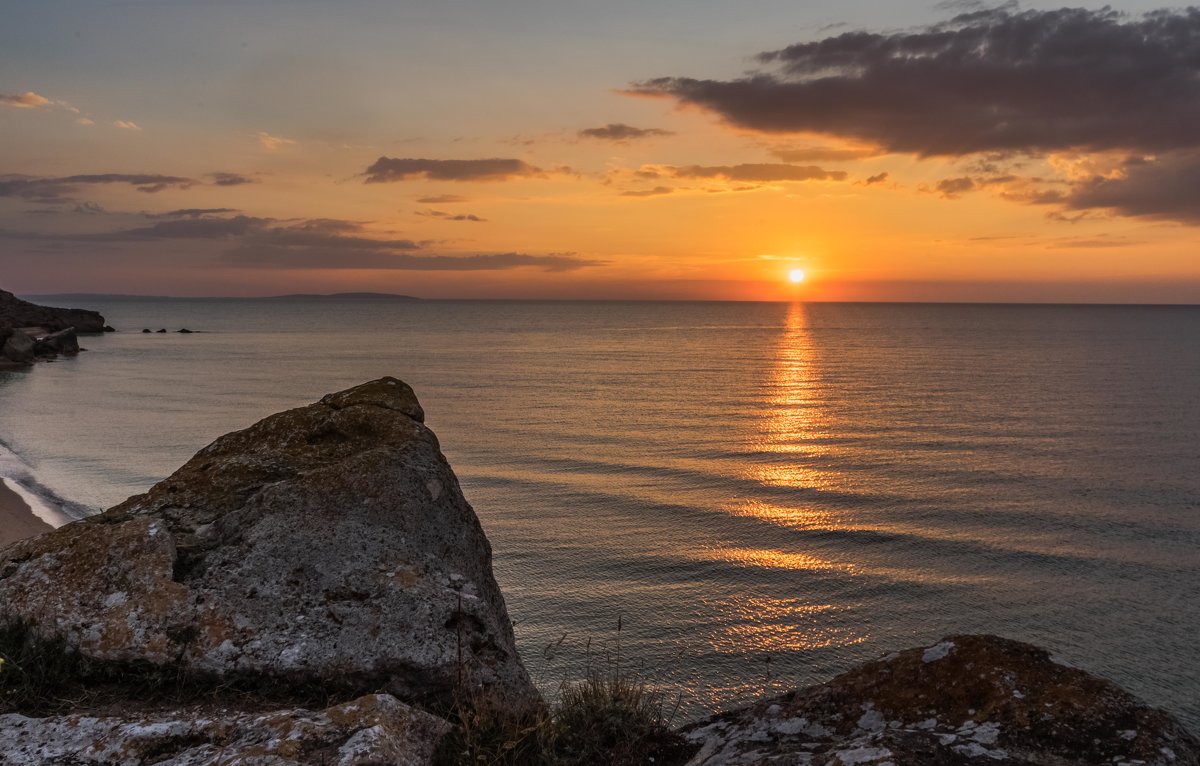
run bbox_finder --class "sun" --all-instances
[788,268,806,284]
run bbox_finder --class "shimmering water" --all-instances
[1,299,1197,727]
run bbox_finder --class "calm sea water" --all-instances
[1,299,1197,727]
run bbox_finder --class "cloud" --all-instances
[416,194,469,204]
[225,247,597,271]
[2,210,597,272]
[670,163,845,182]
[620,186,674,197]
[258,131,297,151]
[579,123,674,142]
[76,117,95,126]
[1062,151,1200,224]
[150,208,241,219]
[363,157,541,183]
[770,146,881,162]
[630,7,1200,157]
[864,172,889,185]
[1,91,51,109]
[418,209,487,222]
[936,177,976,198]
[114,120,142,131]
[209,172,255,186]
[0,173,194,202]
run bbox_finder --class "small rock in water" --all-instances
[141,328,151,333]
[177,328,193,334]
[155,328,166,333]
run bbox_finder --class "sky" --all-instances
[2,0,1198,301]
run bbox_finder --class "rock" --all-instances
[178,327,193,333]
[0,693,451,766]
[1,328,36,364]
[33,327,80,356]
[156,328,167,333]
[142,328,152,333]
[681,634,1199,766]
[0,377,539,712]
[103,325,116,332]
[0,288,106,334]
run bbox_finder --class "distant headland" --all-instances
[21,292,421,303]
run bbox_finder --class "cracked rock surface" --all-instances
[682,634,1200,766]
[0,377,538,713]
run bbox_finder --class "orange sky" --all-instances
[2,1,1197,302]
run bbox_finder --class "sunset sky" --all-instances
[3,0,1198,301]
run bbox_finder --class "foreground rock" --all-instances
[0,693,450,765]
[0,288,106,334]
[0,378,539,713]
[683,634,1199,766]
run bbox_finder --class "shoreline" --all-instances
[0,477,53,547]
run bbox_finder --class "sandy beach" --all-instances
[0,478,52,547]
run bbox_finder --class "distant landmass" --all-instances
[22,292,420,302]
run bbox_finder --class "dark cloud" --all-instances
[1,210,595,272]
[936,177,976,198]
[631,7,1200,157]
[864,172,889,185]
[578,123,674,142]
[620,186,674,197]
[150,208,240,219]
[0,173,194,201]
[363,157,541,183]
[416,194,469,204]
[1063,151,1200,224]
[209,172,255,186]
[670,163,845,182]
[418,209,488,222]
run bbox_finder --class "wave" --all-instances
[0,439,90,526]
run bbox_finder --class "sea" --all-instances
[1,298,1197,728]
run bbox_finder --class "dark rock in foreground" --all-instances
[0,378,539,714]
[682,634,1199,765]
[0,288,106,334]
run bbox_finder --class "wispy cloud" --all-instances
[579,123,674,142]
[0,91,51,109]
[364,157,542,183]
[416,194,469,204]
[1,210,599,272]
[418,209,487,222]
[620,186,674,198]
[114,120,142,131]
[669,163,845,182]
[0,173,194,202]
[209,172,256,186]
[258,131,297,151]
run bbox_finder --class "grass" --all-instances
[0,617,352,717]
[434,618,697,766]
[433,671,695,766]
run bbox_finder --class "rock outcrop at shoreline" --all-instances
[0,379,1196,765]
[0,378,537,714]
[683,634,1199,765]
[0,288,107,334]
[1,289,106,368]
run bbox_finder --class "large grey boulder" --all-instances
[0,693,451,766]
[0,378,539,712]
[682,634,1199,766]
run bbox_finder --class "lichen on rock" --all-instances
[681,634,1200,765]
[0,377,539,714]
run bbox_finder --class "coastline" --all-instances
[0,477,53,547]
